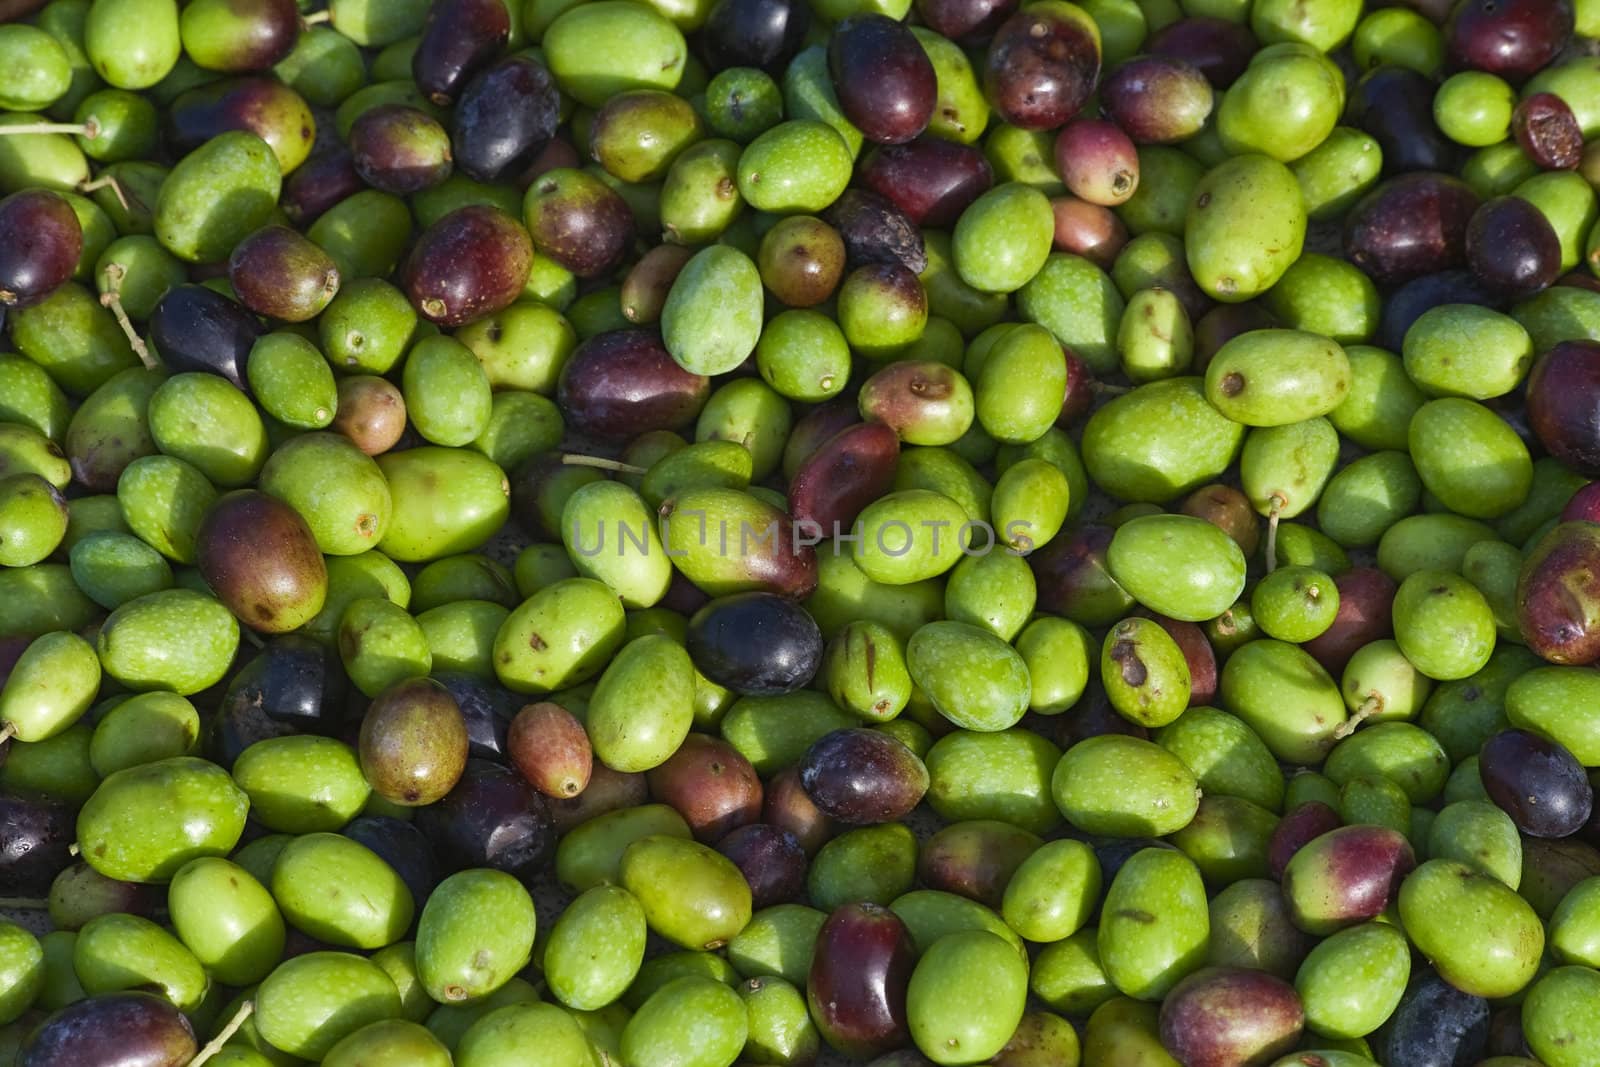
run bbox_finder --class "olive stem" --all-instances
[1263,495,1284,574]
[241,630,265,650]
[0,897,47,910]
[189,1000,254,1067]
[0,722,13,745]
[301,8,331,23]
[67,843,79,857]
[1090,381,1131,395]
[97,264,159,370]
[561,454,649,475]
[0,120,96,139]
[77,174,128,213]
[1333,695,1382,740]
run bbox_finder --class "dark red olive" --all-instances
[807,903,917,1059]
[556,329,710,440]
[1194,301,1278,371]
[227,225,341,323]
[1353,66,1462,175]
[1054,118,1140,205]
[702,0,811,73]
[1561,481,1600,522]
[1466,195,1563,298]
[1159,967,1305,1067]
[824,189,926,274]
[1050,196,1128,269]
[1281,825,1416,929]
[1480,728,1593,836]
[452,54,561,182]
[1342,171,1481,288]
[1267,800,1343,879]
[788,421,901,536]
[688,592,824,696]
[782,402,862,480]
[1152,615,1217,706]
[280,147,363,226]
[507,701,592,799]
[523,167,634,279]
[1513,91,1583,169]
[716,823,807,908]
[147,284,262,392]
[348,104,454,195]
[1147,16,1257,87]
[17,992,196,1067]
[1527,342,1600,476]
[1057,346,1097,420]
[1445,0,1573,82]
[1180,483,1260,558]
[763,765,836,855]
[165,75,315,166]
[549,762,649,836]
[828,15,937,145]
[402,205,533,327]
[983,2,1102,130]
[412,0,511,105]
[799,728,929,825]
[1515,519,1600,664]
[414,758,555,879]
[1030,523,1133,626]
[858,136,994,227]
[1301,566,1397,675]
[918,820,1040,907]
[0,190,82,309]
[1376,269,1503,351]
[647,733,764,841]
[914,0,1018,42]
[196,490,328,633]
[1100,55,1214,144]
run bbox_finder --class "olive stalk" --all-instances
[0,118,99,139]
[561,453,649,475]
[97,263,159,370]
[188,1000,254,1067]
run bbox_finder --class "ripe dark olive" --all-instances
[414,758,555,880]
[412,0,512,105]
[0,793,74,895]
[1374,969,1490,1067]
[1031,523,1131,625]
[914,0,1018,42]
[799,728,929,825]
[220,635,347,739]
[281,148,364,225]
[433,671,515,761]
[647,733,764,841]
[1100,55,1214,145]
[824,189,927,274]
[227,226,342,323]
[788,421,901,536]
[807,902,918,1059]
[859,136,994,227]
[1516,520,1600,665]
[1445,0,1573,83]
[1147,16,1257,88]
[1159,967,1305,1067]
[1342,172,1481,288]
[1466,196,1563,298]
[0,190,82,309]
[1194,301,1277,371]
[452,54,561,182]
[716,823,807,908]
[359,676,471,807]
[196,490,328,634]
[702,0,811,73]
[1054,118,1140,206]
[918,820,1041,907]
[402,205,533,327]
[523,167,634,279]
[1513,91,1583,169]
[763,765,836,855]
[1480,728,1593,837]
[1267,800,1343,880]
[1301,566,1397,674]
[828,15,937,145]
[983,2,1102,130]
[17,992,196,1067]
[165,75,315,168]
[348,104,454,195]
[1376,269,1503,352]
[1527,342,1600,476]
[687,592,824,695]
[343,815,440,906]
[1354,66,1462,176]
[148,284,263,393]
[557,329,711,440]
[1050,196,1129,269]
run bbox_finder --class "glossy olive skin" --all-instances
[452,55,561,182]
[688,593,824,696]
[195,490,328,634]
[414,759,555,879]
[799,729,929,825]
[828,15,936,145]
[1480,729,1593,838]
[1343,173,1481,288]
[0,191,82,310]
[703,0,810,73]
[826,190,927,274]
[648,733,763,842]
[0,794,74,895]
[983,2,1101,130]
[1467,196,1562,298]
[16,992,196,1067]
[808,903,917,1059]
[282,147,365,226]
[402,205,532,327]
[1148,16,1257,88]
[788,421,901,535]
[412,0,511,105]
[147,284,262,392]
[1445,0,1573,82]
[859,137,994,227]
[716,823,808,908]
[1527,344,1600,477]
[557,329,711,440]
[227,226,342,323]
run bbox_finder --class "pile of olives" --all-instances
[2,0,1600,1062]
